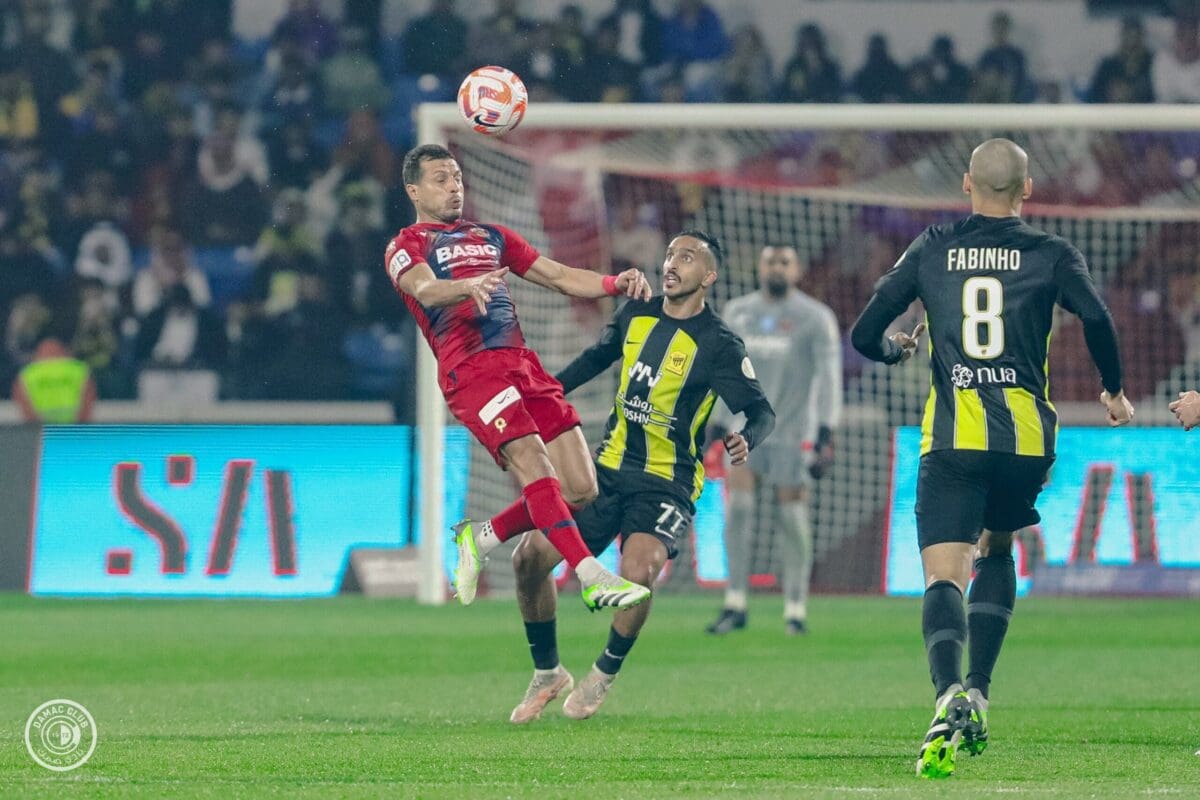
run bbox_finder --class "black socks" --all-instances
[524,619,559,670]
[595,627,637,676]
[923,581,966,697]
[966,553,1016,700]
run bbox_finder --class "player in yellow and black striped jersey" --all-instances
[559,290,774,511]
[852,139,1135,779]
[502,231,775,725]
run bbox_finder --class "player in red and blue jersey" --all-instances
[387,144,653,611]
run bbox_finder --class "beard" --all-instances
[765,276,790,298]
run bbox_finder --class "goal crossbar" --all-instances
[413,102,1200,604]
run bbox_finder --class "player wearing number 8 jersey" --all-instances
[851,139,1133,779]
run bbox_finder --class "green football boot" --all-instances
[962,688,989,756]
[580,569,650,611]
[916,684,973,779]
[451,519,484,605]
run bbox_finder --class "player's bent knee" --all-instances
[620,535,668,587]
[563,481,598,508]
[621,557,663,589]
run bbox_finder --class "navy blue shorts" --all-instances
[915,450,1054,550]
[573,468,693,560]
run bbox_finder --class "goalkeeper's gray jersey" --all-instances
[716,290,842,444]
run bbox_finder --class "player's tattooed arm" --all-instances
[523,256,652,300]
[397,262,509,314]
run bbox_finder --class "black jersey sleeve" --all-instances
[851,233,924,364]
[555,301,631,394]
[1054,245,1123,395]
[711,332,775,450]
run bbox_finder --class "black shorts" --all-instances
[915,450,1055,550]
[573,467,694,560]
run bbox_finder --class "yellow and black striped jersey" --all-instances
[557,297,774,504]
[852,214,1122,458]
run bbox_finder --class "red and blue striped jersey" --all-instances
[385,221,540,377]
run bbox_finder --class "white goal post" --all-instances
[414,102,1200,605]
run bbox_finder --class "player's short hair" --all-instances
[403,144,455,186]
[674,229,723,271]
[969,138,1028,201]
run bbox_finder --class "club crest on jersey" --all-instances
[664,350,690,376]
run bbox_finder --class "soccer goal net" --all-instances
[414,103,1200,604]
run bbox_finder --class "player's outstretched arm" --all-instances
[555,304,631,394]
[397,262,509,315]
[523,256,652,301]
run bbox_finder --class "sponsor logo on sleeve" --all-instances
[741,356,756,380]
[388,249,413,282]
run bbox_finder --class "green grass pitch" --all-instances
[0,593,1195,798]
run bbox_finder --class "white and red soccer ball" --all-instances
[458,66,527,136]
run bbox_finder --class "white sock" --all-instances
[535,666,561,679]
[574,556,606,585]
[785,600,807,621]
[591,665,616,683]
[474,519,501,557]
[724,590,747,612]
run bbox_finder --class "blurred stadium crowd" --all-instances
[0,0,1197,412]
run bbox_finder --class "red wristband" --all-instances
[602,274,620,296]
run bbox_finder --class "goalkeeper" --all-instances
[705,245,842,636]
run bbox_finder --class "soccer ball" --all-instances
[457,66,528,137]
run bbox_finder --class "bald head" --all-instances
[964,138,1032,215]
[968,139,1029,199]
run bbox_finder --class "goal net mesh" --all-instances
[433,117,1200,598]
